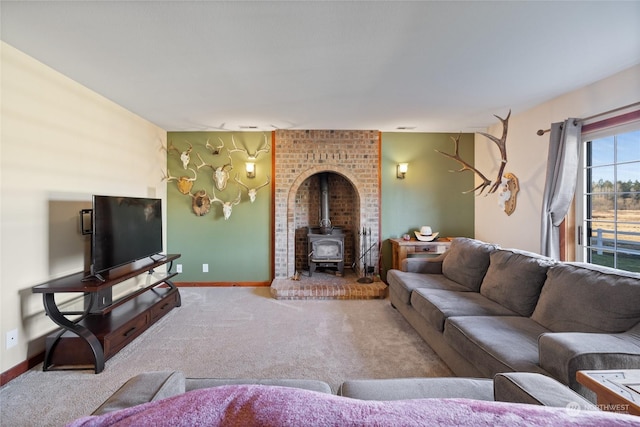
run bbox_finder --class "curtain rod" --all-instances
[536,101,640,136]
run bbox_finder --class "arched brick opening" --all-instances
[288,167,362,276]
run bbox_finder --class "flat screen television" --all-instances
[89,195,163,280]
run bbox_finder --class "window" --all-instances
[577,118,640,272]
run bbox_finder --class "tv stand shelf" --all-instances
[100,271,179,315]
[32,254,181,373]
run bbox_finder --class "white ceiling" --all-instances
[2,1,639,132]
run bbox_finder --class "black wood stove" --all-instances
[307,173,345,276]
[308,227,345,276]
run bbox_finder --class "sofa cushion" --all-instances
[444,316,550,378]
[480,249,555,316]
[387,269,472,305]
[411,289,518,332]
[338,377,494,401]
[442,238,497,292]
[531,262,640,333]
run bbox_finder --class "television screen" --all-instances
[92,195,163,275]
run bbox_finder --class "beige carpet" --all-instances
[0,287,452,426]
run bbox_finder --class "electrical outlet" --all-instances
[176,264,183,273]
[6,329,18,349]
[202,264,209,273]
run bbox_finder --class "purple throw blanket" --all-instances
[68,384,639,426]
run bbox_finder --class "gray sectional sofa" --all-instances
[78,371,640,425]
[91,370,598,415]
[387,237,640,400]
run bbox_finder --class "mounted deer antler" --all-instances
[436,134,493,194]
[228,134,271,160]
[167,141,193,169]
[477,110,510,194]
[167,141,179,155]
[209,187,242,220]
[195,150,233,191]
[205,137,225,155]
[234,173,271,203]
[436,110,511,195]
[162,167,198,195]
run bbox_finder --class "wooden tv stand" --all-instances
[32,254,181,373]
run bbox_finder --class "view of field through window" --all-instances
[585,129,640,272]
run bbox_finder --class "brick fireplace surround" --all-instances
[273,130,381,280]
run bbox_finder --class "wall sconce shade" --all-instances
[246,162,256,178]
[397,163,408,179]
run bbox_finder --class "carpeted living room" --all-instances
[0,286,455,424]
[2,2,640,426]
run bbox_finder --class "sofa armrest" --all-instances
[538,326,640,393]
[92,371,186,415]
[494,372,597,410]
[401,252,447,274]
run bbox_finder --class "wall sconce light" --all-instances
[397,163,408,179]
[246,162,256,178]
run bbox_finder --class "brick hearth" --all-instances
[270,270,387,300]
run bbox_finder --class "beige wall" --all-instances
[474,64,640,253]
[0,42,167,373]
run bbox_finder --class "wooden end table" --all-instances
[389,237,452,271]
[576,369,640,415]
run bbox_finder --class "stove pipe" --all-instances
[319,173,332,234]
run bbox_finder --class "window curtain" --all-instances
[540,118,582,259]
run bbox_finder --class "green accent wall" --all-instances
[167,132,271,282]
[380,133,475,277]
[167,131,474,283]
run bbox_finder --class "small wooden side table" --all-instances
[389,237,452,271]
[577,369,640,415]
